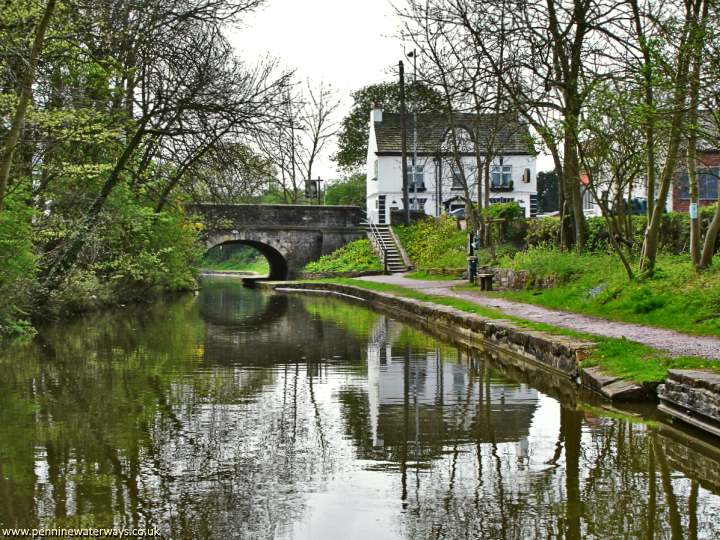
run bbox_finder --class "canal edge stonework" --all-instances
[255,280,720,438]
[258,280,600,381]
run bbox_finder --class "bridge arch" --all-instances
[205,236,289,280]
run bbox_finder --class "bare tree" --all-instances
[257,81,340,203]
[397,1,525,233]
[630,0,705,273]
[40,0,291,289]
[696,14,720,268]
[445,0,632,250]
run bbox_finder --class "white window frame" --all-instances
[491,165,512,188]
[406,163,425,190]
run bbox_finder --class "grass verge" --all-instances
[490,250,720,338]
[311,277,720,384]
[202,248,269,274]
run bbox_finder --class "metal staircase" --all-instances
[365,221,409,274]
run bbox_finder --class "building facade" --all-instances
[366,106,538,224]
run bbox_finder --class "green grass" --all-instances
[202,245,270,274]
[202,254,269,274]
[487,249,720,338]
[303,239,382,273]
[583,339,720,383]
[311,277,720,384]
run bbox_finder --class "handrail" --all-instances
[362,211,389,274]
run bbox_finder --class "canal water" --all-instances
[1,277,719,539]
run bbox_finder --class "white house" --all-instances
[366,106,538,224]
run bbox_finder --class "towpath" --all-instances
[356,274,720,360]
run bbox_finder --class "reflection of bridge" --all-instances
[189,204,366,279]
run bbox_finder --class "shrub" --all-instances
[524,210,720,255]
[304,239,382,272]
[0,194,37,338]
[497,245,595,281]
[93,187,202,296]
[394,216,467,269]
[481,201,523,221]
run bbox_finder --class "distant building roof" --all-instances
[373,112,536,155]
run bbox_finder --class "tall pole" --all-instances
[400,60,410,225]
[411,50,418,212]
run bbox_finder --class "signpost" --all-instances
[305,177,324,205]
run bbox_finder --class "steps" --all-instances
[365,223,409,274]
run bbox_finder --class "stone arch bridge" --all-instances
[188,204,366,280]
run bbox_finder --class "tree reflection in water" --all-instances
[0,278,718,539]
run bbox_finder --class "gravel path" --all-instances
[357,274,720,360]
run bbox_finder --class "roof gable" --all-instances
[372,112,536,155]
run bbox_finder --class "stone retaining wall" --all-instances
[256,280,720,434]
[296,270,384,280]
[418,267,561,290]
[263,281,595,380]
[487,267,561,290]
[658,370,720,437]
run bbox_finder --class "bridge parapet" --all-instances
[188,204,364,231]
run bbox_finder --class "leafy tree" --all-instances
[333,81,444,172]
[324,174,366,208]
[0,0,294,335]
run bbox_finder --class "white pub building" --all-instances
[366,105,538,224]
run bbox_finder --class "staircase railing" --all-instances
[363,212,389,274]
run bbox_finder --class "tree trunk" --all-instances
[699,200,720,268]
[0,0,57,208]
[686,0,706,268]
[640,17,692,274]
[563,124,586,251]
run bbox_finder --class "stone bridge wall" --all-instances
[188,204,366,279]
[189,204,364,230]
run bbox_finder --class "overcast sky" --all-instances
[228,0,553,180]
[229,0,406,181]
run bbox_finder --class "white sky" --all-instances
[228,0,554,181]
[228,0,405,181]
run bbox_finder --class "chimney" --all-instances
[371,102,383,123]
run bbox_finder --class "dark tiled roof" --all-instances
[373,112,536,155]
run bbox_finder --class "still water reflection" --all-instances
[1,278,719,539]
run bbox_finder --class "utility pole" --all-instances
[399,60,410,225]
[409,50,418,213]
